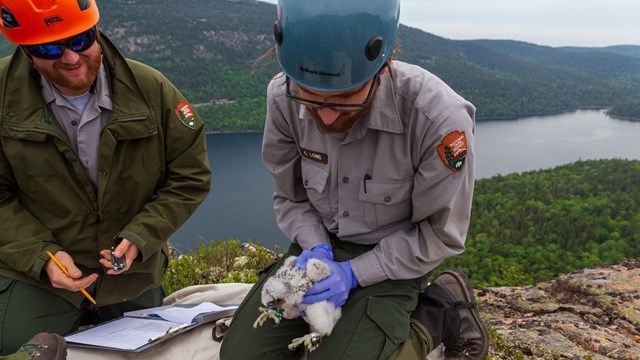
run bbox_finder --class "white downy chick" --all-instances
[253,256,342,352]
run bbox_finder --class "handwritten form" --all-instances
[65,302,239,351]
[65,317,186,351]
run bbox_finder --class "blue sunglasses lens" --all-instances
[25,28,96,60]
[29,44,65,59]
[69,34,90,51]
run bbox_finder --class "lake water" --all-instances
[169,110,640,253]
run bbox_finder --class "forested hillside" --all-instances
[1,0,638,130]
[442,159,640,287]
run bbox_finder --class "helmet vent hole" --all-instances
[1,7,20,28]
[77,0,92,11]
[273,20,284,46]
[365,36,383,61]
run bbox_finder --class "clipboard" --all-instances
[65,302,237,352]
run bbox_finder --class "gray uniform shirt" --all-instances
[41,63,112,186]
[262,61,476,287]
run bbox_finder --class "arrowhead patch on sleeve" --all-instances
[437,130,467,172]
[174,100,196,130]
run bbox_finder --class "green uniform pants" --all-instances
[0,276,163,356]
[220,241,432,360]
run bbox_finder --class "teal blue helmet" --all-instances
[274,0,401,91]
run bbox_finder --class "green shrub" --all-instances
[163,239,280,295]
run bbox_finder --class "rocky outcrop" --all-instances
[477,259,640,359]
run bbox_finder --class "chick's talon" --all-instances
[288,332,323,352]
[253,306,282,329]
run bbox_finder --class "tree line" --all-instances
[441,159,640,286]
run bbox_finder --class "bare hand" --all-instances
[99,238,139,275]
[45,251,98,292]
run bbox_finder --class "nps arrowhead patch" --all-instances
[437,130,467,172]
[174,100,196,130]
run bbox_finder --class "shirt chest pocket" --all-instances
[301,159,331,216]
[359,177,413,229]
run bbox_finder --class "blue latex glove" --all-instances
[302,259,357,308]
[295,243,334,268]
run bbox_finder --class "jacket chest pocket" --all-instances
[359,177,413,229]
[301,160,331,216]
[22,164,57,194]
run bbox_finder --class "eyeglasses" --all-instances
[23,27,97,60]
[286,71,381,112]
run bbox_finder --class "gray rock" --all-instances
[477,259,640,359]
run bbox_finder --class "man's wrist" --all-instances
[341,261,358,289]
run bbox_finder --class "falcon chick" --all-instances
[253,256,341,352]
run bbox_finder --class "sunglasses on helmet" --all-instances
[23,27,97,60]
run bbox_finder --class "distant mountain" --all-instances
[396,30,640,120]
[561,45,640,59]
[470,39,640,77]
[1,0,638,130]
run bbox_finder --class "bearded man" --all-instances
[221,1,488,359]
[0,0,211,355]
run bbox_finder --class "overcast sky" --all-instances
[259,0,639,47]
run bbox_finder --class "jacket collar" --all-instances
[97,32,153,122]
[0,49,48,127]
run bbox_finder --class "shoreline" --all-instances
[607,115,640,122]
[476,107,610,122]
[203,108,639,133]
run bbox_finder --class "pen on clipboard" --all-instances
[148,323,189,343]
[46,251,97,305]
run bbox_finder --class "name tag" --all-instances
[300,147,328,164]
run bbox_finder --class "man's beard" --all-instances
[34,50,102,94]
[309,95,376,133]
[310,110,359,133]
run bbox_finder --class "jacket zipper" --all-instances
[8,126,72,147]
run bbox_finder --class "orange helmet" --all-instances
[0,0,99,45]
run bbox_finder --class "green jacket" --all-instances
[0,35,211,307]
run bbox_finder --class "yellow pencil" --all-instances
[46,250,97,305]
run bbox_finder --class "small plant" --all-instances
[486,325,526,359]
[163,239,280,295]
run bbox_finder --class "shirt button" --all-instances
[304,180,309,186]
[342,177,349,183]
[71,120,78,126]
[101,171,108,176]
[384,196,391,203]
[342,211,350,217]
